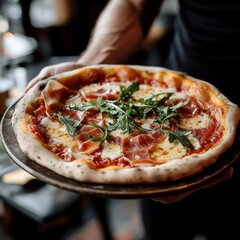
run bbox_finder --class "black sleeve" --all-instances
[139,0,164,36]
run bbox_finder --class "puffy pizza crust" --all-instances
[12,65,240,184]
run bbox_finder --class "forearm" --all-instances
[77,0,163,65]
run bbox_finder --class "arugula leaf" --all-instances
[53,113,81,137]
[138,92,173,105]
[67,86,194,149]
[89,123,112,148]
[170,100,188,111]
[161,129,194,149]
[156,101,188,125]
[68,103,96,111]
[118,82,140,100]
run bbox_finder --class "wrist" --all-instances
[76,51,113,66]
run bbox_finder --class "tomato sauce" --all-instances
[91,151,131,168]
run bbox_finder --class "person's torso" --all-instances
[166,0,240,104]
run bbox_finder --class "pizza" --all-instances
[11,65,240,184]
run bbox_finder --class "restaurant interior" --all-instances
[0,1,183,240]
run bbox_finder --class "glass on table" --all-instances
[0,13,9,65]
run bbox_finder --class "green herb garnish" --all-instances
[118,81,140,100]
[53,113,81,136]
[68,82,194,149]
[161,129,194,150]
[89,123,112,148]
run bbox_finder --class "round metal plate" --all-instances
[1,101,240,199]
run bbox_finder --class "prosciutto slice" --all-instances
[42,80,77,113]
[85,87,119,100]
[122,132,165,162]
[76,125,103,154]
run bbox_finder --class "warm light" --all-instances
[0,15,9,33]
[4,31,14,40]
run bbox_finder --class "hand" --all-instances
[151,167,233,204]
[25,62,84,92]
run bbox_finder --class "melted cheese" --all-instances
[140,118,154,129]
[81,82,131,95]
[41,118,71,142]
[65,95,82,106]
[151,138,187,162]
[171,91,188,100]
[132,84,188,104]
[83,82,119,93]
[188,134,200,150]
[178,112,211,130]
[101,142,121,160]
[111,129,125,138]
[68,143,90,161]
[40,118,90,160]
[132,85,175,100]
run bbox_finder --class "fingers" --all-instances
[151,168,233,204]
[25,62,84,93]
[152,190,196,204]
[25,73,48,93]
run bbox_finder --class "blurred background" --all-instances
[0,1,179,240]
[0,0,111,116]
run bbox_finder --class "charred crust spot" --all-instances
[166,176,172,181]
[181,172,187,177]
[38,83,46,91]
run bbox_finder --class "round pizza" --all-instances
[12,65,240,184]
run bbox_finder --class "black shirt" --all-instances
[141,2,240,239]
[166,0,240,104]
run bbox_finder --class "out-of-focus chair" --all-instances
[0,163,112,240]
